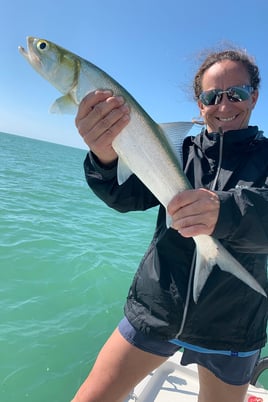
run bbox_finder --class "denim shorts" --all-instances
[118,317,260,386]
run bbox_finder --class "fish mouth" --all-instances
[18,37,42,69]
[18,36,33,60]
[18,44,29,60]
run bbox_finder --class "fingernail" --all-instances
[122,114,130,122]
[116,96,125,104]
[121,104,130,113]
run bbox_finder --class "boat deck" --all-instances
[125,351,268,402]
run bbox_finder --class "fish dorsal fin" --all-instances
[117,156,133,185]
[50,94,78,114]
[159,122,193,165]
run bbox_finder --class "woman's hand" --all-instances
[75,90,130,165]
[167,188,220,237]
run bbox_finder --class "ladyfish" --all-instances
[18,37,266,301]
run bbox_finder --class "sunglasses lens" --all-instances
[199,90,221,106]
[227,86,252,102]
[199,86,253,106]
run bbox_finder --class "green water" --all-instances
[0,132,267,401]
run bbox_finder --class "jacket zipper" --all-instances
[176,127,224,338]
[211,127,224,191]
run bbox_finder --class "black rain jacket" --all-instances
[83,126,268,352]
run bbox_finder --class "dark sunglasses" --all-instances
[199,85,254,106]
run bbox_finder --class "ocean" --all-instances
[1,131,267,401]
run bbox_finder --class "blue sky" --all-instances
[1,0,268,149]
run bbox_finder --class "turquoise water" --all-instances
[1,132,267,401]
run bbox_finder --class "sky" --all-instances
[1,0,268,149]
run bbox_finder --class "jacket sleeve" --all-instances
[83,152,159,212]
[213,180,268,253]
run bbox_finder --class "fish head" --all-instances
[18,37,78,95]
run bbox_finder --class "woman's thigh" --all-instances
[71,327,168,402]
[198,365,249,402]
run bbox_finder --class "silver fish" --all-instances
[18,37,266,301]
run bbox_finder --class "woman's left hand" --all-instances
[167,188,220,237]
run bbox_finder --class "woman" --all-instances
[72,48,268,402]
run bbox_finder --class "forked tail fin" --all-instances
[193,235,267,303]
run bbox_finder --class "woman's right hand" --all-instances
[75,90,130,165]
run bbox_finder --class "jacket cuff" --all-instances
[85,151,118,180]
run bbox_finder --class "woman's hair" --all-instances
[193,48,261,100]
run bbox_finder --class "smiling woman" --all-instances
[193,49,260,133]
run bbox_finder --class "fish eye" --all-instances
[37,40,48,51]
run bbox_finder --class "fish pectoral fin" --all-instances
[50,95,78,114]
[159,122,193,165]
[117,157,133,185]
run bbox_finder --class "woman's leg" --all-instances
[197,365,249,402]
[71,327,168,402]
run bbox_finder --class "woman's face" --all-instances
[198,60,258,133]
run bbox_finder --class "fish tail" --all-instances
[193,236,267,303]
